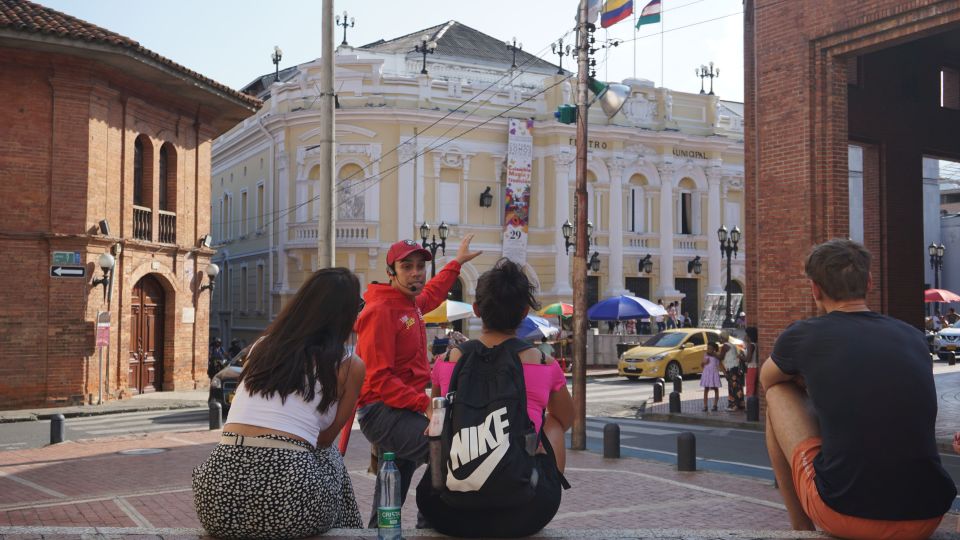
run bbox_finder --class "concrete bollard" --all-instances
[668,391,681,413]
[677,432,696,471]
[50,414,65,444]
[603,423,620,459]
[746,396,760,422]
[653,381,664,403]
[673,375,683,394]
[208,402,223,430]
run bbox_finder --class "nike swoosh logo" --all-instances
[445,436,510,492]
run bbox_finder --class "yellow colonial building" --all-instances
[210,21,745,344]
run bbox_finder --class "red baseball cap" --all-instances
[386,239,432,265]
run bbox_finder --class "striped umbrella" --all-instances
[539,302,573,318]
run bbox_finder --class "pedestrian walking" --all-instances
[355,235,481,528]
[655,299,666,332]
[192,268,366,539]
[762,239,955,538]
[207,337,227,379]
[720,331,745,410]
[700,342,722,412]
[666,302,678,329]
[416,258,574,537]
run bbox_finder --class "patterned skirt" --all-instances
[192,433,362,539]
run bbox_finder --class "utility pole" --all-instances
[571,0,591,451]
[317,0,336,268]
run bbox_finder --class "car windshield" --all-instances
[643,332,686,348]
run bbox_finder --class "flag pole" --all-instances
[659,1,664,88]
[632,5,637,79]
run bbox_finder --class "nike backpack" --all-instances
[438,337,542,509]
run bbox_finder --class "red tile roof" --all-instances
[0,0,260,108]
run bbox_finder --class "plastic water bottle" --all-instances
[377,451,402,540]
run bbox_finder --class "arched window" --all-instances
[159,146,168,211]
[134,138,144,207]
[132,135,154,241]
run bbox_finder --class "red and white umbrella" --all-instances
[924,289,960,303]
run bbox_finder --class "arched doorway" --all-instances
[129,275,165,393]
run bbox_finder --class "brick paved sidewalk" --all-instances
[0,428,957,539]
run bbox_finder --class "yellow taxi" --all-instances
[618,328,728,381]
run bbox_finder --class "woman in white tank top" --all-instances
[193,268,366,539]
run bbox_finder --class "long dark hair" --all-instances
[475,258,540,332]
[240,267,360,413]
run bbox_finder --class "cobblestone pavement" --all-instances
[0,428,957,539]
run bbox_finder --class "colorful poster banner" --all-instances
[503,118,534,264]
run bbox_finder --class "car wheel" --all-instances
[665,361,682,382]
[625,375,639,381]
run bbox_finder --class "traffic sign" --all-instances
[50,266,85,278]
[52,251,81,265]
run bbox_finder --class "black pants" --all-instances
[416,453,563,538]
[357,402,429,528]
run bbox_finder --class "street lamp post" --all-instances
[930,242,946,313]
[415,36,438,75]
[335,11,355,46]
[420,221,448,278]
[551,38,572,75]
[562,219,593,254]
[506,37,523,69]
[717,225,741,328]
[695,62,720,95]
[271,46,283,82]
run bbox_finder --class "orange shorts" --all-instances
[791,437,943,540]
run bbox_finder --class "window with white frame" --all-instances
[629,187,645,233]
[241,266,248,313]
[256,263,265,312]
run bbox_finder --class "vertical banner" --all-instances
[503,118,534,264]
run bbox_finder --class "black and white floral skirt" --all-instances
[192,432,362,539]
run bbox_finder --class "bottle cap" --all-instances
[383,451,396,461]
[431,397,447,409]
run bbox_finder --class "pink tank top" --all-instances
[431,355,566,433]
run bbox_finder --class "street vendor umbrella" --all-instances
[539,302,574,318]
[925,288,960,303]
[518,314,559,340]
[587,295,668,321]
[423,300,475,323]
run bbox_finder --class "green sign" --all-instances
[52,251,81,265]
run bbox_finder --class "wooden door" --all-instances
[129,275,164,393]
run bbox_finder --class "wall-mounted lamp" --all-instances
[91,253,115,301]
[200,263,220,293]
[639,254,653,274]
[479,186,493,208]
[199,234,213,248]
[687,255,702,275]
[589,251,601,272]
[98,219,111,236]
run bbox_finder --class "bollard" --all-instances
[208,401,223,430]
[50,414,65,444]
[668,391,681,413]
[652,381,664,403]
[677,432,696,471]
[673,375,683,394]
[603,423,621,459]
[746,396,760,422]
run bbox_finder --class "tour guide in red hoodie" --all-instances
[355,234,481,528]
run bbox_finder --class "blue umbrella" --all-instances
[587,295,668,321]
[518,315,559,340]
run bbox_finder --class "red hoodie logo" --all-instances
[399,315,416,330]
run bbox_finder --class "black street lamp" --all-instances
[717,225,741,328]
[551,38,572,75]
[506,37,523,69]
[930,242,946,313]
[271,46,283,82]
[589,252,601,272]
[420,221,448,277]
[695,61,720,95]
[562,219,593,254]
[639,254,653,274]
[415,36,438,75]
[335,11,355,46]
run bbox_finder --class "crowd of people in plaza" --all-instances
[190,236,955,539]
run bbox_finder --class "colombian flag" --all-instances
[600,0,633,28]
[636,0,661,28]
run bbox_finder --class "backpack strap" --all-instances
[539,349,546,364]
[538,429,572,490]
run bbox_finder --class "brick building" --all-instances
[745,1,960,355]
[0,0,259,408]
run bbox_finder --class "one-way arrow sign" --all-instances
[50,265,85,278]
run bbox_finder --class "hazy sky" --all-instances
[38,0,744,101]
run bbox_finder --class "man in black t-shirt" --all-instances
[762,239,956,539]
